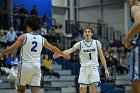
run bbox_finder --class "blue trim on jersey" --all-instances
[129,48,136,81]
[83,39,93,47]
[79,81,101,85]
[17,62,22,85]
[80,41,81,50]
[42,38,44,48]
[132,50,135,80]
[96,40,99,50]
[138,47,140,79]
[20,46,23,61]
[132,48,135,80]
[97,66,100,74]
[90,81,101,85]
[129,48,135,81]
[22,34,27,46]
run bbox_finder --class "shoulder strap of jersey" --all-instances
[22,33,27,46]
[79,40,82,50]
[96,40,98,50]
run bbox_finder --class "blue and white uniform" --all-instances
[129,4,140,81]
[74,39,101,86]
[17,33,44,87]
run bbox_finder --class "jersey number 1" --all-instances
[89,53,92,60]
[31,41,37,52]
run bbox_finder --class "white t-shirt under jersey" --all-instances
[74,39,101,67]
[20,33,44,63]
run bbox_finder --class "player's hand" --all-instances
[124,36,131,49]
[62,53,70,60]
[53,53,61,59]
[63,50,70,60]
[53,52,70,60]
[105,69,109,79]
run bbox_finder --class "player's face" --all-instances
[83,28,93,40]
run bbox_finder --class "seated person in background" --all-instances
[41,55,60,78]
[6,52,17,69]
[117,56,128,75]
[42,55,52,69]
[7,58,19,89]
[0,55,6,75]
[48,27,56,36]
[6,27,18,47]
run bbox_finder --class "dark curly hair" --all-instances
[24,15,41,31]
[82,26,94,33]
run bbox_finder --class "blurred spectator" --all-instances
[0,55,6,75]
[0,31,7,48]
[117,56,129,75]
[41,55,60,78]
[106,56,117,75]
[30,5,38,16]
[108,40,114,48]
[7,58,19,89]
[39,24,47,35]
[42,13,48,27]
[113,39,123,48]
[0,2,8,30]
[55,23,66,36]
[6,27,18,47]
[71,24,78,38]
[13,4,20,31]
[42,55,52,69]
[18,4,28,31]
[6,53,16,69]
[48,27,56,36]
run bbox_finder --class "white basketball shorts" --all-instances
[78,66,100,87]
[17,62,41,87]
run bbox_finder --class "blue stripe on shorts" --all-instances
[129,47,135,81]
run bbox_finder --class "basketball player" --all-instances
[0,16,69,93]
[125,0,140,93]
[55,26,109,93]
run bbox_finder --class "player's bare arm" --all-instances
[98,48,109,78]
[125,6,140,49]
[44,39,69,59]
[63,47,78,55]
[0,35,24,57]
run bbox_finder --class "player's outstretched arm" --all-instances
[53,46,77,59]
[0,35,24,58]
[63,47,78,55]
[98,48,109,78]
[44,39,70,59]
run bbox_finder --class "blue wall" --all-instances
[13,0,52,27]
[0,0,4,6]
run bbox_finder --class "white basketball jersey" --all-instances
[20,33,44,63]
[74,39,101,67]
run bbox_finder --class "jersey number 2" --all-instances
[31,41,37,52]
